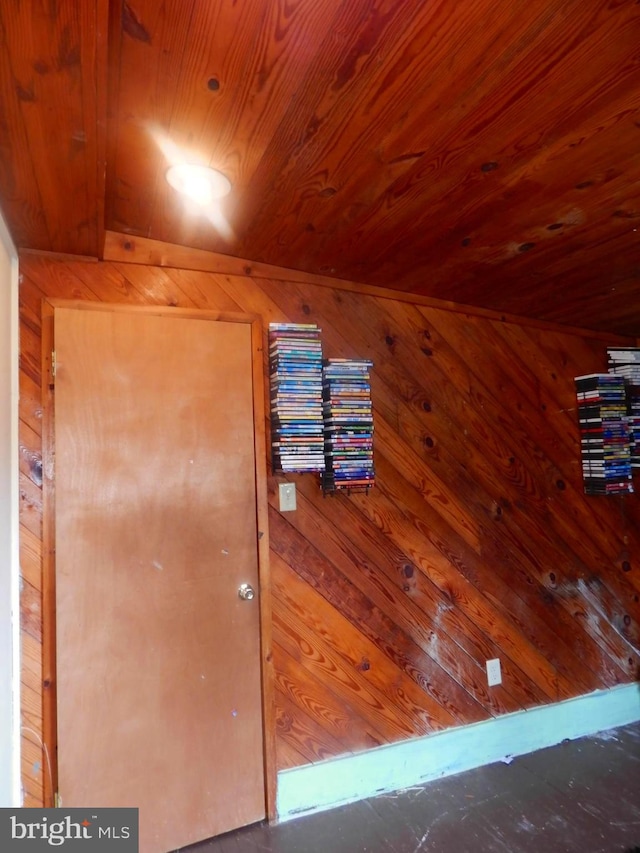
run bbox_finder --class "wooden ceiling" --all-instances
[1,1,640,336]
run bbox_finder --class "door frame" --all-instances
[40,298,276,821]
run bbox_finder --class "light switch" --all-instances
[279,482,297,512]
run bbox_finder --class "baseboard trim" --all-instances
[276,683,640,822]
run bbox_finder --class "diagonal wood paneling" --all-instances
[18,251,640,804]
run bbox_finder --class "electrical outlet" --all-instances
[486,658,502,687]
[278,482,297,512]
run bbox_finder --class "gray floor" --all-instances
[184,721,640,852]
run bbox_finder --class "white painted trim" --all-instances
[10,241,20,807]
[0,210,20,806]
[277,683,640,822]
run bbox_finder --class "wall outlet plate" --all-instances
[486,658,502,687]
[279,482,297,512]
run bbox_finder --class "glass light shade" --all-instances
[166,164,231,205]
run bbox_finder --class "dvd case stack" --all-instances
[321,359,375,492]
[574,373,633,495]
[607,347,640,473]
[269,323,325,473]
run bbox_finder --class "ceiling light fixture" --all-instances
[165,164,231,206]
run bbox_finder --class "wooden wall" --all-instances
[18,252,640,806]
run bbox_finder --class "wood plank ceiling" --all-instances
[1,0,640,336]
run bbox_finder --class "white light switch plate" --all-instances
[279,482,297,512]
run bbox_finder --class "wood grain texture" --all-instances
[18,251,640,809]
[2,3,640,336]
[0,0,107,255]
[102,231,634,342]
[99,0,640,337]
[52,306,267,847]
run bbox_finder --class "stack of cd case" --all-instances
[574,373,633,495]
[321,359,374,492]
[269,323,325,473]
[607,347,640,473]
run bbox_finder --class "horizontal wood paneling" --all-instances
[19,252,640,806]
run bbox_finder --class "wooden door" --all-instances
[51,304,268,853]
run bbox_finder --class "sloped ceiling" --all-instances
[1,0,639,335]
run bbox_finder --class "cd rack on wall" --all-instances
[574,346,640,496]
[321,358,375,494]
[269,323,325,475]
[268,323,375,492]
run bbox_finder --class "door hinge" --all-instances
[54,791,61,808]
[51,351,56,379]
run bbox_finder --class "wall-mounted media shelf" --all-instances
[269,324,376,491]
[574,347,640,496]
[269,323,325,474]
[607,347,640,473]
[575,373,633,495]
[321,358,375,494]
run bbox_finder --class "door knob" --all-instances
[238,583,255,601]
